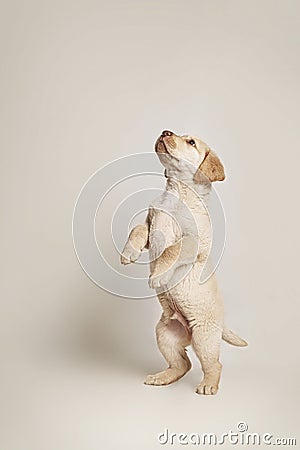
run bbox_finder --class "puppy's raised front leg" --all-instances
[120,224,149,265]
[149,240,181,289]
[149,235,199,289]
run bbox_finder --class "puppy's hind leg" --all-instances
[192,325,222,395]
[144,315,191,386]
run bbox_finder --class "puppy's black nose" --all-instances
[162,130,173,137]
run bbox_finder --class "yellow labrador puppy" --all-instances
[121,130,247,395]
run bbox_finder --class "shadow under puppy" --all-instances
[121,130,247,395]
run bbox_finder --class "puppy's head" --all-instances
[155,130,225,183]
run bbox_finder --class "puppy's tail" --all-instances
[222,327,248,347]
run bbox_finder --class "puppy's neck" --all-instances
[165,176,211,205]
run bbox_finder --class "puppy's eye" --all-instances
[188,139,196,147]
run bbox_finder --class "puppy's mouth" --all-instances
[155,136,168,154]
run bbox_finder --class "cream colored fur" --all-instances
[121,130,247,395]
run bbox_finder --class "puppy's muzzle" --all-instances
[155,130,176,154]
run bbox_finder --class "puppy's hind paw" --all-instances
[195,382,219,395]
[144,368,186,386]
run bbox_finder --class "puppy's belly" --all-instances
[165,260,205,293]
[165,262,213,310]
[166,265,223,328]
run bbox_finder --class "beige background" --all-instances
[1,1,300,449]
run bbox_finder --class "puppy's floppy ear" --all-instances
[194,148,225,183]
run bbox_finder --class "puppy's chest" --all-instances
[149,191,208,241]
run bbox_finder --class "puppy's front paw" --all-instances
[148,275,159,289]
[148,269,174,289]
[120,247,141,265]
[195,382,219,395]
